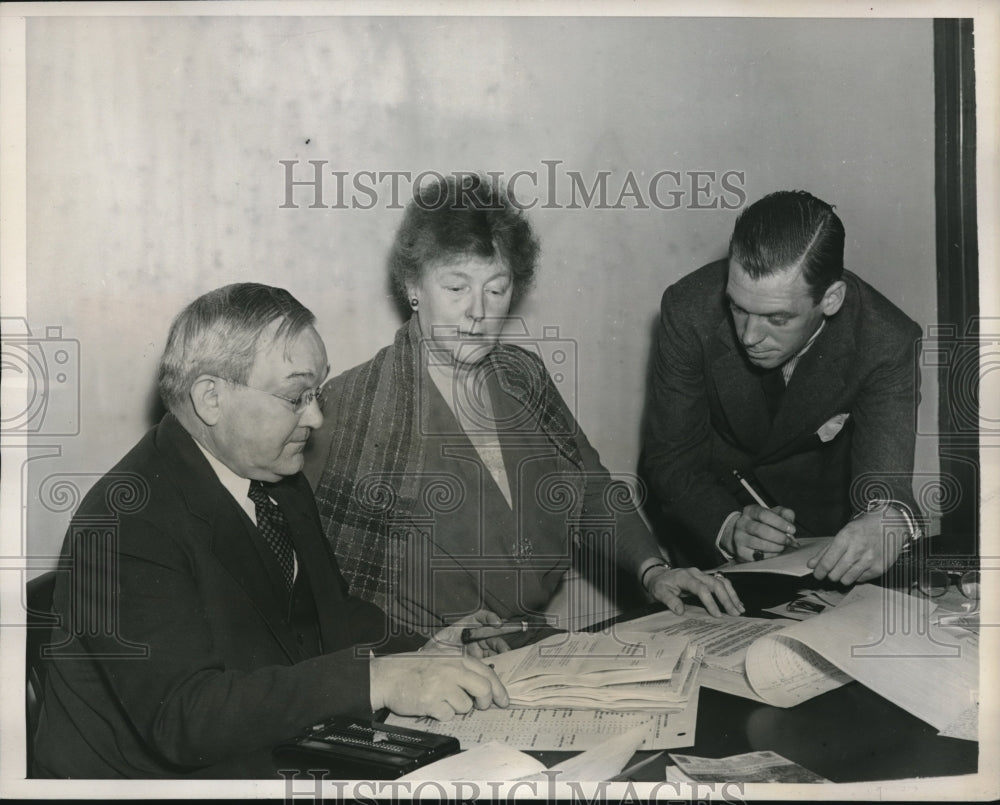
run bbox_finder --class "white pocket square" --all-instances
[816,413,850,442]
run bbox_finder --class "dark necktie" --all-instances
[760,367,786,422]
[247,480,295,592]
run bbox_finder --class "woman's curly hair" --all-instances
[389,173,540,308]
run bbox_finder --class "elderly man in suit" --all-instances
[33,283,507,778]
[642,190,923,584]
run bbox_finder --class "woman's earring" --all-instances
[410,297,419,310]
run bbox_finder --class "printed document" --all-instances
[625,585,979,739]
[744,584,979,737]
[385,689,701,751]
[622,609,788,672]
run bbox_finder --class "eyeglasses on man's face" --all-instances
[222,378,326,414]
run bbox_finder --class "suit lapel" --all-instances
[426,366,517,507]
[711,319,772,455]
[712,303,855,463]
[156,416,301,661]
[269,478,354,652]
[758,307,855,461]
[759,340,848,461]
[486,368,527,500]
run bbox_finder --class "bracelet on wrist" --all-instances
[640,561,671,590]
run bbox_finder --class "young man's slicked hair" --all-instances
[729,190,845,302]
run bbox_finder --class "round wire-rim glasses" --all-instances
[222,378,326,414]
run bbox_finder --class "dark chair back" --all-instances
[26,570,58,776]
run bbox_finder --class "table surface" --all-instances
[532,678,978,784]
[260,571,979,783]
[531,572,980,784]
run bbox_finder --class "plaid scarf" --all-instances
[312,317,586,610]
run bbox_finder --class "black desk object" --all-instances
[272,716,459,779]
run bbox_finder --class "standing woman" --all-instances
[304,174,741,635]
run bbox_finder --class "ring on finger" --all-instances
[752,549,765,562]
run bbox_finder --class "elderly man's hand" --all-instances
[644,566,745,617]
[370,653,509,722]
[807,509,907,585]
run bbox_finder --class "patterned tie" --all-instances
[247,481,295,593]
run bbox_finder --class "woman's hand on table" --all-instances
[644,566,745,617]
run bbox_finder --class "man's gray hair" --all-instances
[158,283,316,412]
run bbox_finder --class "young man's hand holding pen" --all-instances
[724,470,803,562]
[722,503,801,562]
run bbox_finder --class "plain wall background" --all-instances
[24,15,939,565]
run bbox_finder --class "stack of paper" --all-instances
[623,607,791,702]
[487,631,701,711]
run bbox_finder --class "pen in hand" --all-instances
[732,469,802,548]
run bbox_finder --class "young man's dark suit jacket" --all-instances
[33,413,420,778]
[642,259,922,568]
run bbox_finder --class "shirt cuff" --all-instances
[715,511,740,560]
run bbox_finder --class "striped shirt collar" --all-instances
[780,320,826,384]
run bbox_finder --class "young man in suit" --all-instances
[642,190,923,584]
[33,283,507,778]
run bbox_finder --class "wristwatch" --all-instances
[856,499,924,553]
